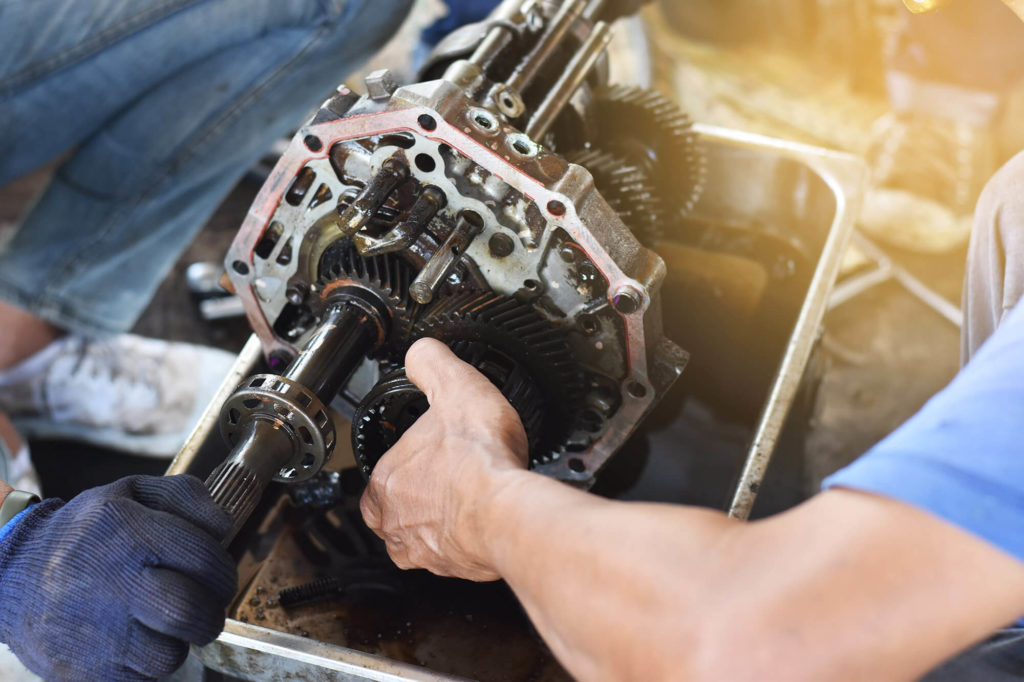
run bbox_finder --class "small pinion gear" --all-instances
[570,149,665,246]
[415,292,584,462]
[592,85,705,216]
[317,239,414,361]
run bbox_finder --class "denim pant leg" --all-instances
[962,150,1024,362]
[0,0,412,336]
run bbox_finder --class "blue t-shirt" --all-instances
[824,301,1024,571]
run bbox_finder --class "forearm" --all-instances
[478,477,1024,681]
[364,340,1024,680]
[480,472,743,680]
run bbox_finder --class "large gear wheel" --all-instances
[351,292,584,474]
[317,239,414,362]
[412,292,583,458]
[571,149,665,246]
[592,85,705,216]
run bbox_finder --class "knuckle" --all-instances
[359,493,380,529]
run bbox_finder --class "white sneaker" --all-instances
[0,335,236,458]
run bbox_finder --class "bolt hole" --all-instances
[232,260,250,276]
[513,140,531,155]
[579,315,598,335]
[243,398,260,409]
[569,458,586,473]
[613,290,641,315]
[415,154,436,173]
[418,114,437,131]
[524,279,540,291]
[474,114,494,130]
[627,381,647,399]
[461,210,484,228]
[303,135,323,152]
[547,200,566,217]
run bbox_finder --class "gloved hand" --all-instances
[0,475,237,681]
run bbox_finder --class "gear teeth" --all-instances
[592,85,705,218]
[317,240,414,360]
[570,149,665,245]
[411,292,584,460]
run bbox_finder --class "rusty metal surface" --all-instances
[203,487,571,682]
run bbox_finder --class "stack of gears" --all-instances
[307,85,704,478]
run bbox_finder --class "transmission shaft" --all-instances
[206,292,387,543]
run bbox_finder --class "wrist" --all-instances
[468,469,536,574]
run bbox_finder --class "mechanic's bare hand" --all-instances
[360,338,530,581]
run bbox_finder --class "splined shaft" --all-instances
[206,299,385,545]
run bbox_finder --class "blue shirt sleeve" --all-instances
[823,301,1024,565]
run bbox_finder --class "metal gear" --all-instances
[412,292,583,458]
[351,292,584,475]
[317,239,415,362]
[351,341,547,476]
[571,149,665,245]
[592,85,705,216]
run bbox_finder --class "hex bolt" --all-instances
[488,233,515,258]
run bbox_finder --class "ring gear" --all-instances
[351,292,584,475]
[412,292,583,459]
[592,85,705,216]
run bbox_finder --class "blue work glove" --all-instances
[0,475,237,681]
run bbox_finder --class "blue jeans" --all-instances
[0,0,412,336]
